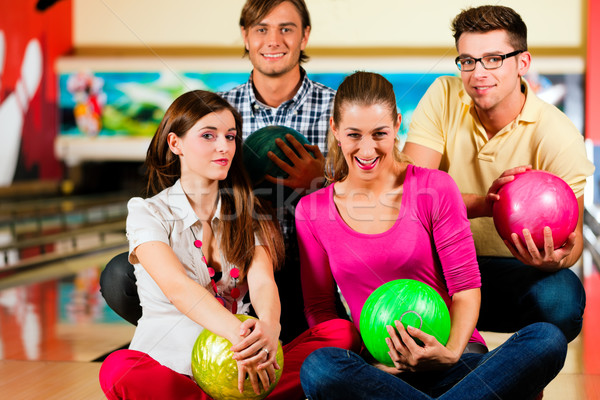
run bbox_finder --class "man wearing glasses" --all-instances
[404,5,594,343]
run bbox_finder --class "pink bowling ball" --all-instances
[492,170,578,250]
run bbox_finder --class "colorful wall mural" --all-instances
[57,69,583,146]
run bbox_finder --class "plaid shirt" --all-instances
[219,69,335,249]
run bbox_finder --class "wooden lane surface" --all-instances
[0,360,105,399]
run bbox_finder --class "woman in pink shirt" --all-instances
[296,72,567,399]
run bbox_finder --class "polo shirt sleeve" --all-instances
[405,77,449,154]
[126,197,171,264]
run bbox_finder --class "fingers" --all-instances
[247,369,261,395]
[230,330,260,354]
[385,324,407,353]
[489,165,531,194]
[395,321,423,355]
[238,318,256,337]
[268,135,303,165]
[237,363,247,393]
[267,150,295,175]
[504,239,522,260]
[280,134,314,159]
[385,337,406,370]
[561,231,577,252]
[257,368,271,394]
[263,364,277,388]
[267,134,320,168]
[520,229,541,258]
[236,344,276,368]
[542,226,555,256]
[232,340,264,361]
[500,165,531,177]
[304,143,325,160]
[257,347,279,370]
[238,352,274,395]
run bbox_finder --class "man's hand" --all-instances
[465,165,531,219]
[264,134,325,191]
[504,227,576,272]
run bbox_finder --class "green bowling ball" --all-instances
[242,125,313,184]
[359,279,451,367]
[191,314,284,400]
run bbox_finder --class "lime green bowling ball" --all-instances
[242,125,313,184]
[191,314,284,400]
[359,279,451,367]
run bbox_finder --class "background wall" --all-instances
[73,0,584,53]
[0,0,591,189]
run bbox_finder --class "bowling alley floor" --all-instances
[1,212,600,399]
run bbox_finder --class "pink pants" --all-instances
[99,318,361,400]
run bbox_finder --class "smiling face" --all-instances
[241,1,310,79]
[457,29,530,117]
[331,103,401,182]
[168,109,237,184]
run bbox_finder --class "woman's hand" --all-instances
[236,357,276,395]
[235,357,277,395]
[384,321,460,372]
[231,318,280,369]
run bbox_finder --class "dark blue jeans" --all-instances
[300,322,566,400]
[477,256,585,342]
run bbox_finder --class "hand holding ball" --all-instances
[242,125,313,184]
[191,315,284,400]
[359,279,451,367]
[492,170,578,249]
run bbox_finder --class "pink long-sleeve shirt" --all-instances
[296,164,485,345]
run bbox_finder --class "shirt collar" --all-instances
[248,67,310,112]
[515,78,537,123]
[168,179,222,232]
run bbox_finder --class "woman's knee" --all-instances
[300,348,348,396]
[99,350,140,398]
[522,322,567,367]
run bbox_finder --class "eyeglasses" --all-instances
[455,50,525,72]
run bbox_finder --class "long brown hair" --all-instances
[145,90,284,278]
[326,71,411,183]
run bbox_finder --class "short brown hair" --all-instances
[452,5,527,51]
[239,0,311,64]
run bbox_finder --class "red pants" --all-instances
[99,318,361,399]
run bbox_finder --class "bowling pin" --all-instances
[0,36,43,186]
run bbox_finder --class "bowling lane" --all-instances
[0,192,134,362]
[0,261,134,362]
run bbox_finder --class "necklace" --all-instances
[190,227,240,314]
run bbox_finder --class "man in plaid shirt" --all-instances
[220,0,338,344]
[99,0,339,345]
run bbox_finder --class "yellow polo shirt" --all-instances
[406,76,595,257]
